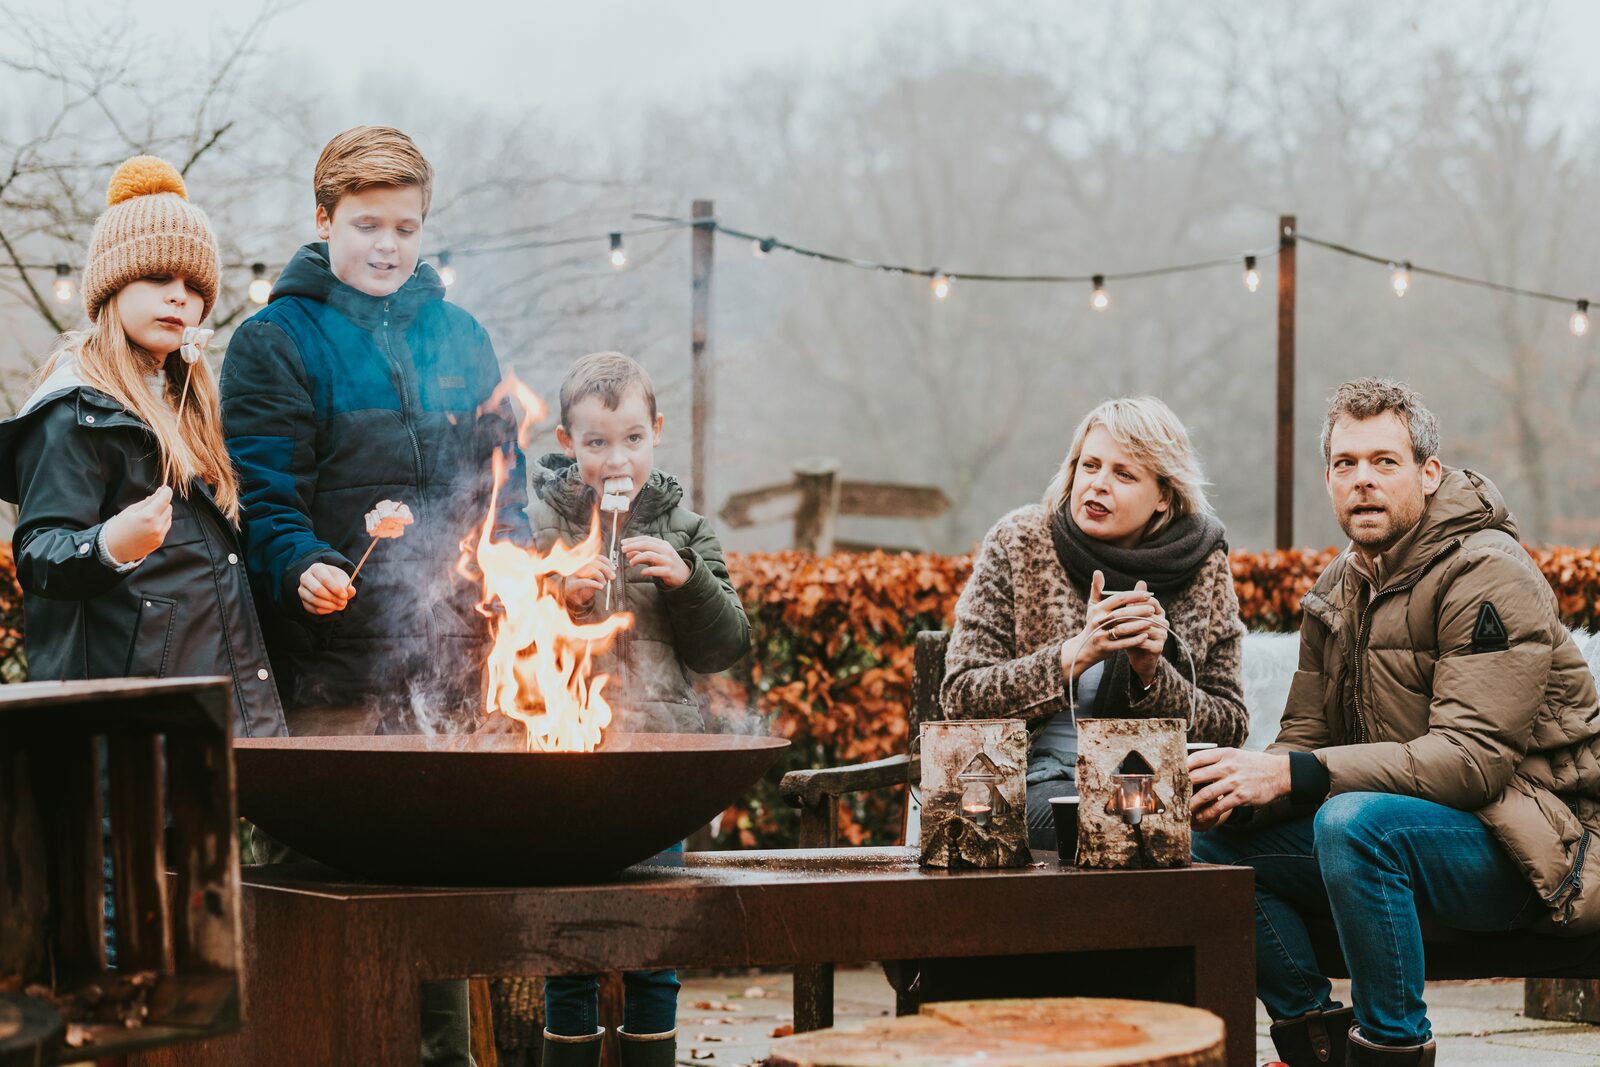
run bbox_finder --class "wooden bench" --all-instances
[778,630,1600,1026]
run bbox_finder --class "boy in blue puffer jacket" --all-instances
[221,126,528,728]
[220,125,528,1067]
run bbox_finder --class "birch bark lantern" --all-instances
[1069,618,1197,870]
[918,719,1030,868]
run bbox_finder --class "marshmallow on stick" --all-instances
[352,499,414,580]
[601,478,633,610]
[174,327,214,421]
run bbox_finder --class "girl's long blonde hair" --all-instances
[1042,396,1210,538]
[36,292,240,521]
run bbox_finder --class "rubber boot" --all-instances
[541,1027,603,1067]
[1345,1027,1436,1066]
[617,1026,677,1067]
[1268,1006,1355,1067]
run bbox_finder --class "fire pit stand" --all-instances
[125,850,1255,1067]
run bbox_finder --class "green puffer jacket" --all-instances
[528,453,750,733]
[1272,468,1600,933]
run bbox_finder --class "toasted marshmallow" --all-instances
[601,493,630,513]
[602,477,634,495]
[364,499,415,539]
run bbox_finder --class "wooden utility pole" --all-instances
[1276,215,1297,550]
[691,199,715,515]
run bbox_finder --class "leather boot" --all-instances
[1269,1006,1354,1067]
[617,1026,677,1067]
[540,1027,603,1067]
[1345,1027,1436,1066]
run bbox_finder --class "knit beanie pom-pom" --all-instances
[106,156,188,207]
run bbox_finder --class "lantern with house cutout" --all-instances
[1066,617,1196,870]
[918,719,1030,868]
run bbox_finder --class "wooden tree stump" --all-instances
[765,997,1224,1067]
[1076,719,1191,870]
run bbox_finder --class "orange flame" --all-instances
[462,374,630,752]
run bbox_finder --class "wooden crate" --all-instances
[0,678,242,1062]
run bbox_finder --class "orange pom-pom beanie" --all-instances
[81,156,220,321]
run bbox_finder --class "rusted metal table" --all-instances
[130,849,1256,1067]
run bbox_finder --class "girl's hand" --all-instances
[1059,569,1159,682]
[103,485,173,563]
[565,555,617,609]
[299,562,355,615]
[621,536,691,589]
[1124,584,1168,687]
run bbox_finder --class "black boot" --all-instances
[1269,1006,1355,1067]
[540,1027,603,1067]
[616,1027,676,1067]
[1345,1027,1436,1066]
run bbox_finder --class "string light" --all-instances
[52,264,74,304]
[1390,260,1411,297]
[1090,274,1109,310]
[752,237,776,259]
[1573,300,1590,338]
[437,251,456,288]
[1243,255,1260,293]
[609,232,627,269]
[247,263,271,305]
[930,270,952,300]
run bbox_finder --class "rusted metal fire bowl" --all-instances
[234,732,789,886]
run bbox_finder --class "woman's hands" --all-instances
[1059,569,1165,683]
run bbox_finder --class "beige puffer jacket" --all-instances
[1273,468,1600,932]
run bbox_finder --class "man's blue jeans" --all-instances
[1192,791,1542,1046]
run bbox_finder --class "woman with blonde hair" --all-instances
[942,395,1247,849]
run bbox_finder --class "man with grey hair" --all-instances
[1189,377,1600,1066]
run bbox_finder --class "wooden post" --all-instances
[691,198,715,516]
[792,458,840,555]
[1276,215,1297,550]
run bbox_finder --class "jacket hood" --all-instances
[1386,467,1515,587]
[270,242,445,329]
[530,452,682,528]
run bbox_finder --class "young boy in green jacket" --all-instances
[529,350,750,1067]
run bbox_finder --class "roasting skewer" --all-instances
[601,477,633,612]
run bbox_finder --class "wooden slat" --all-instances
[0,738,50,983]
[467,977,499,1067]
[837,482,950,519]
[43,733,107,979]
[108,734,172,972]
[164,730,240,979]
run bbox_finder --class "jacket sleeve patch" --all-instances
[1472,600,1510,653]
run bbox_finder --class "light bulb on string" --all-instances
[930,270,952,300]
[247,263,271,305]
[609,232,627,269]
[1573,300,1590,338]
[1090,274,1109,311]
[437,251,456,288]
[52,263,75,304]
[1390,261,1411,298]
[1243,256,1260,293]
[752,237,776,259]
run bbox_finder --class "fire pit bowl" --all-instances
[234,732,789,885]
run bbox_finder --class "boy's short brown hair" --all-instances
[313,126,434,219]
[559,351,658,428]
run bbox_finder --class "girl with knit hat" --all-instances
[0,156,286,741]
